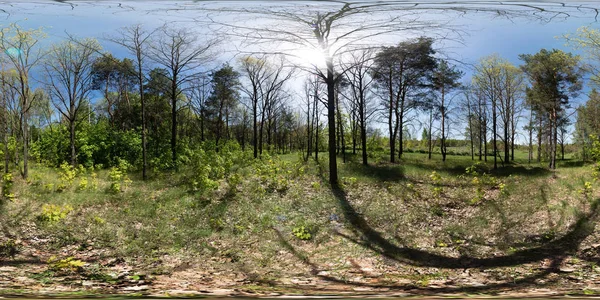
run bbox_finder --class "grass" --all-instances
[1,149,599,293]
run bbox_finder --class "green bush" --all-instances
[37,204,73,223]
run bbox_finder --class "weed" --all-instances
[429,171,443,198]
[47,256,85,273]
[292,226,312,240]
[107,166,131,194]
[581,181,593,200]
[77,177,88,191]
[43,183,54,193]
[37,204,73,223]
[2,173,14,200]
[59,162,77,189]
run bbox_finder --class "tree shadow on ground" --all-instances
[407,160,551,178]
[557,159,590,169]
[274,181,600,294]
[343,163,406,182]
[489,165,552,177]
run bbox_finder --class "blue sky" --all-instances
[3,1,600,140]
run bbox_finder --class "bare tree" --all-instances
[108,24,157,180]
[187,75,211,142]
[44,38,101,166]
[148,24,218,166]
[340,48,377,165]
[0,24,46,178]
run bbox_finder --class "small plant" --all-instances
[47,256,85,273]
[465,161,489,176]
[43,183,54,192]
[2,173,14,200]
[431,203,445,217]
[37,204,73,223]
[0,239,18,258]
[227,173,242,191]
[90,172,98,190]
[581,181,593,200]
[59,162,77,188]
[209,217,225,231]
[92,216,106,225]
[498,182,508,196]
[429,171,443,198]
[77,177,88,191]
[471,176,484,204]
[311,181,321,189]
[107,166,131,193]
[55,183,68,193]
[292,225,312,240]
[341,176,357,187]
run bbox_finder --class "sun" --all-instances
[292,47,327,69]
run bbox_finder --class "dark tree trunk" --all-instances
[254,94,258,158]
[326,64,338,185]
[492,96,497,170]
[171,76,178,166]
[440,86,446,162]
[70,120,76,167]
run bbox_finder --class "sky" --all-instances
[2,0,600,140]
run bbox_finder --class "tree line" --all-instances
[0,20,598,185]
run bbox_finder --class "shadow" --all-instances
[343,163,406,183]
[408,160,552,179]
[333,185,598,268]
[273,182,600,293]
[489,165,552,178]
[557,160,589,168]
[0,258,45,266]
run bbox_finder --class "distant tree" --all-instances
[473,54,505,169]
[0,24,46,178]
[373,37,437,162]
[206,64,240,152]
[91,54,136,127]
[44,38,101,167]
[149,24,218,166]
[431,59,463,162]
[341,48,378,165]
[186,75,211,142]
[575,89,600,160]
[109,24,156,180]
[520,49,583,169]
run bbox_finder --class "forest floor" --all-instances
[2,151,600,298]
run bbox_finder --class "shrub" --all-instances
[107,164,131,194]
[47,256,85,273]
[37,204,73,223]
[2,173,14,200]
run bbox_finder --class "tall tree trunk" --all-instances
[171,77,177,166]
[138,60,147,180]
[326,62,338,185]
[22,110,28,179]
[492,96,497,170]
[253,95,258,159]
[70,120,76,167]
[360,111,367,165]
[315,114,319,162]
[428,109,433,160]
[528,110,533,164]
[549,107,557,169]
[504,120,509,164]
[537,114,542,163]
[440,86,446,162]
[306,96,312,161]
